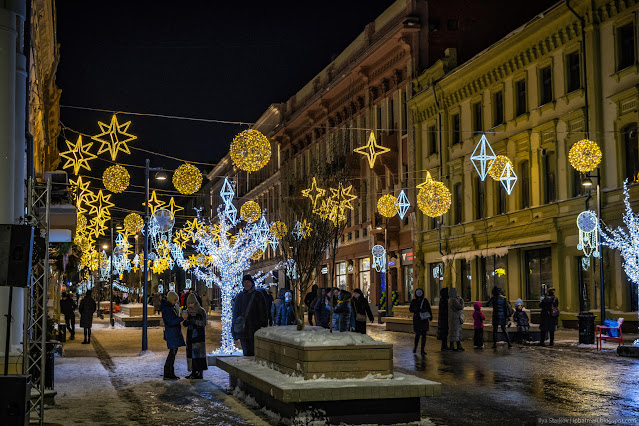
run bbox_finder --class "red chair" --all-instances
[596,318,625,350]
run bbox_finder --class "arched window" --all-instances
[624,123,639,182]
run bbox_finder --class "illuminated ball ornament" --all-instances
[270,221,287,239]
[124,212,144,234]
[488,155,514,181]
[417,181,452,217]
[172,163,202,195]
[569,139,602,173]
[102,165,130,193]
[230,129,271,172]
[240,201,261,223]
[377,194,399,218]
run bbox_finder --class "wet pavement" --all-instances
[45,317,639,425]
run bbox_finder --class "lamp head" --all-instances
[582,177,593,187]
[155,171,168,181]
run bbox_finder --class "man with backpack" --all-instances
[539,287,559,346]
[232,275,267,356]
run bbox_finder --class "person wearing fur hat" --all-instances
[513,299,531,343]
[232,274,267,356]
[161,291,185,380]
[181,293,208,379]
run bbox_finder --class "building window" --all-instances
[520,160,530,209]
[401,91,407,135]
[493,91,504,127]
[496,181,508,214]
[480,255,508,302]
[572,168,588,197]
[624,123,639,182]
[475,177,485,220]
[428,125,438,155]
[515,79,527,116]
[451,113,461,144]
[454,182,463,224]
[447,19,459,31]
[544,151,557,203]
[472,101,482,133]
[336,262,347,290]
[376,105,383,131]
[539,66,553,105]
[359,258,371,301]
[429,262,444,304]
[525,248,553,302]
[617,22,636,71]
[389,98,395,133]
[460,259,472,303]
[566,51,581,93]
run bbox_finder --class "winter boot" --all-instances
[420,340,426,356]
[456,341,465,352]
[449,342,455,351]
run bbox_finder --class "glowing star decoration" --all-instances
[396,190,410,220]
[293,220,312,239]
[416,171,434,189]
[354,132,390,168]
[270,221,287,239]
[487,155,514,181]
[417,179,451,217]
[470,134,496,181]
[500,162,518,195]
[124,213,144,235]
[172,163,202,195]
[494,268,506,277]
[372,244,386,272]
[91,114,137,161]
[102,164,130,193]
[240,201,261,223]
[173,230,190,249]
[70,176,95,213]
[377,194,399,218]
[166,197,184,216]
[87,190,115,218]
[59,135,98,175]
[230,129,272,172]
[328,182,357,219]
[569,139,602,173]
[146,190,166,215]
[577,210,600,259]
[301,177,326,209]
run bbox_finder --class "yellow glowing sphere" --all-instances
[251,248,264,260]
[124,212,144,235]
[230,129,272,172]
[240,201,261,223]
[377,194,399,218]
[417,181,452,217]
[102,165,130,193]
[270,221,287,239]
[569,139,602,173]
[77,214,87,231]
[488,155,514,181]
[172,163,202,195]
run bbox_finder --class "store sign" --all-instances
[402,251,414,262]
[388,260,396,267]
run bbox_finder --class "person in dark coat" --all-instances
[437,288,452,351]
[60,292,77,340]
[78,290,96,344]
[275,291,296,326]
[513,298,531,343]
[182,293,208,380]
[486,286,512,348]
[258,288,274,326]
[152,292,162,315]
[304,284,318,326]
[409,288,433,355]
[333,290,353,332]
[270,287,287,325]
[314,289,330,328]
[539,288,559,346]
[232,275,268,356]
[161,291,185,380]
[351,288,374,334]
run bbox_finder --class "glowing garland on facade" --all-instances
[230,129,272,172]
[172,163,202,195]
[569,139,602,173]
[240,201,261,223]
[102,164,130,193]
[417,180,451,217]
[377,194,399,218]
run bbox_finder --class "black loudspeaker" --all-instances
[0,375,31,426]
[0,225,34,287]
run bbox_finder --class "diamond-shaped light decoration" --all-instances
[500,161,517,195]
[220,177,235,205]
[396,190,410,220]
[470,134,496,181]
[269,236,279,251]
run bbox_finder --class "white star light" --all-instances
[396,190,410,220]
[500,161,517,195]
[471,134,496,181]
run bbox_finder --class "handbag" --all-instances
[551,298,560,318]
[233,291,256,335]
[356,313,367,322]
[418,299,431,320]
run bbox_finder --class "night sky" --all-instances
[55,0,393,217]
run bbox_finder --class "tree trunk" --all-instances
[217,276,240,354]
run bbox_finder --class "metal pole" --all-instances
[142,159,149,352]
[597,171,605,324]
[384,218,389,314]
[109,221,114,327]
[3,286,13,375]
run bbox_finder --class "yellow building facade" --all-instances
[410,0,639,327]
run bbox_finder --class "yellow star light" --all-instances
[91,114,137,161]
[416,171,434,189]
[353,132,390,168]
[60,136,98,175]
[173,231,190,249]
[166,197,184,216]
[329,182,357,211]
[144,190,165,215]
[70,176,95,214]
[87,190,115,219]
[302,177,326,209]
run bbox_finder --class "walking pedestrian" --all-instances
[334,290,353,332]
[78,290,96,344]
[257,287,274,325]
[437,288,452,351]
[447,288,465,351]
[152,292,162,315]
[539,288,559,346]
[304,284,318,326]
[472,302,486,348]
[314,289,330,328]
[351,288,374,334]
[182,293,208,380]
[513,299,531,343]
[270,288,286,325]
[409,288,432,355]
[275,291,296,326]
[486,286,513,348]
[60,292,77,340]
[232,275,268,356]
[201,291,210,314]
[161,291,185,380]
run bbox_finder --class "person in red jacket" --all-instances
[472,302,486,349]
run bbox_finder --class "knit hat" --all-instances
[242,274,254,285]
[515,298,523,307]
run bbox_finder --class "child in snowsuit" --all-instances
[472,301,486,348]
[513,298,531,343]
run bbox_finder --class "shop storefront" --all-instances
[402,249,414,303]
[359,257,371,301]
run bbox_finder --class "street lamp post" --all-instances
[583,169,605,324]
[109,221,114,327]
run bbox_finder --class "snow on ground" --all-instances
[256,325,386,347]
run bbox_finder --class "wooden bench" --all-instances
[596,318,625,350]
